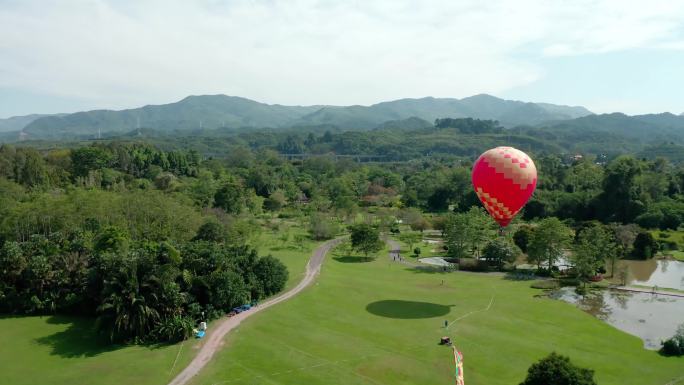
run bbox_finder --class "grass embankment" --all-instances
[190,244,684,385]
[653,229,684,261]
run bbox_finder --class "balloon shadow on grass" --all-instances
[366,300,452,319]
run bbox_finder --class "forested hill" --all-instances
[0,113,64,133]
[291,94,591,129]
[18,94,591,139]
[21,96,321,139]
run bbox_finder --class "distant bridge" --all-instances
[279,153,389,162]
[202,152,393,163]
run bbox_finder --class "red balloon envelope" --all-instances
[471,146,537,227]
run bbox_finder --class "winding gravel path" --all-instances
[168,238,342,385]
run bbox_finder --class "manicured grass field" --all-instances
[0,315,198,385]
[190,245,684,385]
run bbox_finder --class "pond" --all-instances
[551,287,684,350]
[619,259,684,291]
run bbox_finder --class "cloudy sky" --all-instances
[1,0,684,118]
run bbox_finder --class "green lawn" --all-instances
[669,250,684,261]
[255,224,319,290]
[189,245,684,385]
[0,315,198,385]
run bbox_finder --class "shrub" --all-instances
[659,240,678,251]
[661,324,684,356]
[530,280,560,290]
[308,213,339,240]
[152,316,194,343]
[458,258,489,272]
[661,338,683,356]
[632,232,659,259]
[520,352,597,385]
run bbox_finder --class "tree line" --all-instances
[0,222,287,343]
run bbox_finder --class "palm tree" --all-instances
[97,262,160,341]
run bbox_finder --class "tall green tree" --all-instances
[482,239,518,269]
[573,224,616,284]
[527,218,571,270]
[598,156,645,223]
[349,224,383,258]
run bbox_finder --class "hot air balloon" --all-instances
[471,146,537,228]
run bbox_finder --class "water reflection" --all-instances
[552,287,684,350]
[619,260,684,290]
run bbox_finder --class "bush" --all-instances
[308,213,340,240]
[520,352,597,385]
[458,258,489,272]
[514,225,535,253]
[661,324,684,356]
[530,280,560,290]
[632,231,659,259]
[659,240,678,251]
[193,220,226,242]
[152,316,194,343]
[661,338,683,356]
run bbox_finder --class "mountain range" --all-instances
[2,94,592,139]
[2,94,684,150]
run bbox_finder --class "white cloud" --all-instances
[0,0,683,110]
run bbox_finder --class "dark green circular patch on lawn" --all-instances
[366,300,451,319]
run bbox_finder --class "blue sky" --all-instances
[1,0,684,118]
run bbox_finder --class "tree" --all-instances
[661,323,684,356]
[70,146,113,178]
[254,256,288,296]
[193,221,226,243]
[94,226,130,254]
[513,225,535,253]
[527,218,571,271]
[308,213,339,240]
[611,223,638,277]
[573,224,616,285]
[398,232,422,251]
[482,239,518,269]
[443,213,471,258]
[443,208,491,259]
[263,190,287,212]
[632,231,659,259]
[214,180,245,214]
[349,223,383,258]
[520,352,597,385]
[598,156,645,223]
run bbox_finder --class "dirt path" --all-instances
[167,238,342,385]
[386,238,418,267]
